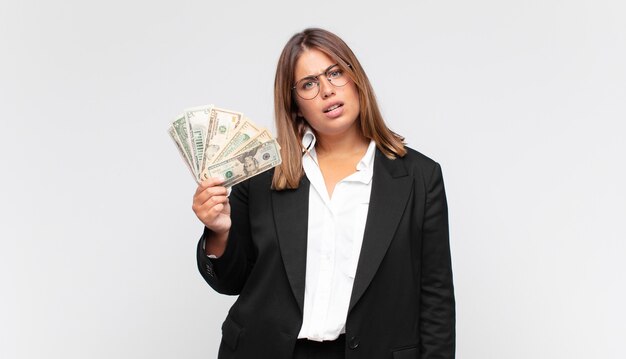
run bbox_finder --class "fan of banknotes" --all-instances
[168,105,281,187]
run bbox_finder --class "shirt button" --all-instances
[348,336,359,349]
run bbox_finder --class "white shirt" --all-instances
[297,130,376,341]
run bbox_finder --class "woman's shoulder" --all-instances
[386,145,443,183]
[402,146,440,166]
[393,145,441,171]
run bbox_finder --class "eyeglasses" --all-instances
[292,63,350,100]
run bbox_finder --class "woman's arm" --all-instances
[195,179,255,295]
[420,162,456,358]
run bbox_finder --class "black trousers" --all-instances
[293,334,346,359]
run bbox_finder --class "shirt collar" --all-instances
[302,128,316,153]
[357,139,376,172]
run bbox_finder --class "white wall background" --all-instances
[2,0,625,358]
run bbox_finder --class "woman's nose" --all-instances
[319,77,335,99]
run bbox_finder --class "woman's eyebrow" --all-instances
[297,64,338,82]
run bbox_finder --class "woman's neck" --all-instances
[315,126,369,159]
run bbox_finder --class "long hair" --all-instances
[272,28,406,190]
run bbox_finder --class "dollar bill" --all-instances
[171,114,197,176]
[201,107,244,169]
[210,118,261,165]
[232,128,274,156]
[185,105,214,171]
[170,105,280,185]
[200,139,282,187]
[168,125,197,180]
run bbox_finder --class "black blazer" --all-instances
[197,147,455,359]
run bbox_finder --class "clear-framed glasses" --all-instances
[292,63,350,100]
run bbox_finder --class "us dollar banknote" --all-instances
[171,114,197,176]
[210,118,261,165]
[233,129,275,156]
[201,107,244,170]
[168,124,196,179]
[200,139,282,187]
[185,105,213,171]
[169,105,280,185]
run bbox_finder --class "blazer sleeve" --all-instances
[419,162,456,358]
[196,179,256,295]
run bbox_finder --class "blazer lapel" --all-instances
[348,150,412,313]
[271,177,310,314]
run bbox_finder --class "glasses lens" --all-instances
[296,78,319,100]
[326,66,348,87]
[293,65,350,100]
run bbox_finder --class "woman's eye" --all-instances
[301,81,316,90]
[328,69,343,78]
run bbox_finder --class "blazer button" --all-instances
[348,336,359,349]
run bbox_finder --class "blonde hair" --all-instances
[272,28,406,190]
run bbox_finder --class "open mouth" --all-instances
[323,103,343,113]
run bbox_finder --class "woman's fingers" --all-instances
[191,177,232,231]
[204,195,229,211]
[194,195,227,216]
[202,177,225,188]
[193,178,227,205]
[194,186,228,207]
[194,177,225,196]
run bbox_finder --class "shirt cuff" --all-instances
[201,236,219,259]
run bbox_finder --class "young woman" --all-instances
[192,28,455,359]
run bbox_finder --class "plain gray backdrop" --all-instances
[2,0,625,358]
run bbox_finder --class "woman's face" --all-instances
[293,48,360,139]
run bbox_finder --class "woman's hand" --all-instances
[192,177,231,234]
